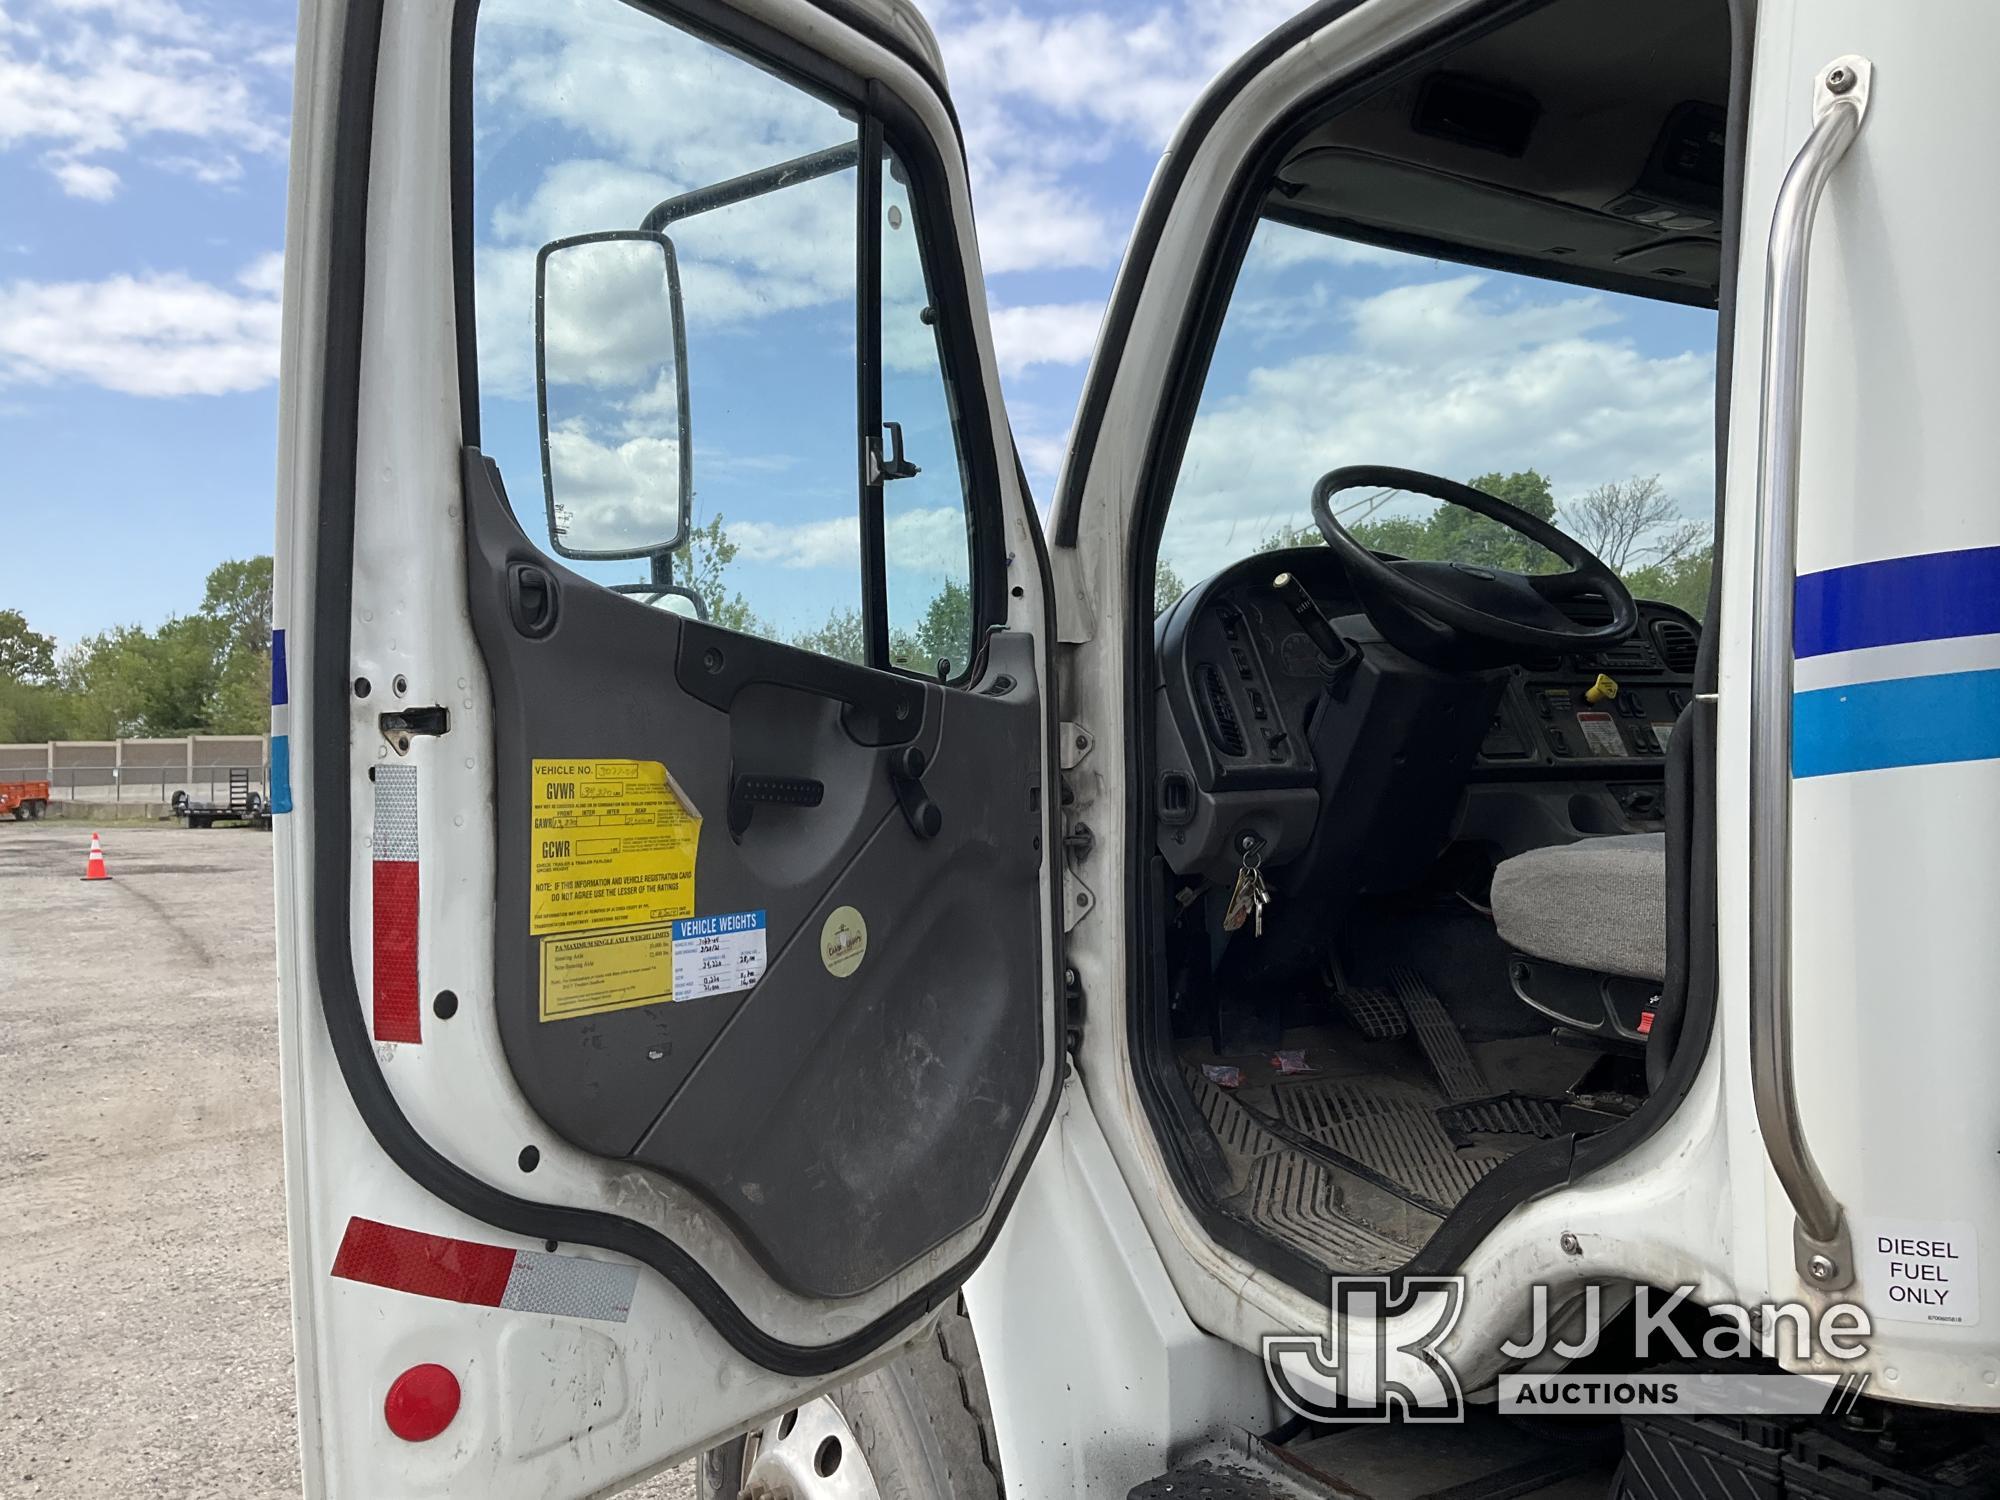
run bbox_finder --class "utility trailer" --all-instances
[170,769,269,830]
[1,780,49,820]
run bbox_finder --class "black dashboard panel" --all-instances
[1474,609,1701,778]
[1157,545,1703,795]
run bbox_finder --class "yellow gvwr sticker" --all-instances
[530,759,699,936]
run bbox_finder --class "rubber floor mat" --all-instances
[1187,1068,1418,1272]
[1391,966,1487,1101]
[1276,1077,1507,1213]
[1437,1094,1566,1145]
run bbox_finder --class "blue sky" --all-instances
[0,0,1715,647]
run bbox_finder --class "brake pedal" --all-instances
[1336,985,1408,1041]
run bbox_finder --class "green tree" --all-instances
[1255,521,1324,554]
[792,605,867,664]
[199,556,275,733]
[61,616,229,737]
[200,557,274,653]
[0,678,78,741]
[1415,470,1560,573]
[1624,544,1714,621]
[1154,558,1187,617]
[1262,471,1563,573]
[671,512,767,635]
[909,578,972,674]
[0,609,58,685]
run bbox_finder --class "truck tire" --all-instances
[27,800,42,819]
[697,1296,1002,1500]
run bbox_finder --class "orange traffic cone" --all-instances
[82,831,110,882]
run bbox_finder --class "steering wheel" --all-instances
[1310,465,1638,667]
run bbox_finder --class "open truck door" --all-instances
[273,0,1060,1492]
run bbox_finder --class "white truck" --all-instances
[272,0,2000,1494]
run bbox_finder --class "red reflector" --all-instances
[384,1363,460,1442]
[1638,1010,1655,1035]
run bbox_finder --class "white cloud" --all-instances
[236,251,284,296]
[156,152,244,185]
[967,166,1117,274]
[0,254,282,396]
[49,157,116,200]
[49,0,201,42]
[929,0,1303,277]
[543,421,684,554]
[990,301,1102,376]
[0,1,287,199]
[1159,273,1715,573]
[731,506,970,576]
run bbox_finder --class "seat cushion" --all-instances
[1490,833,1668,983]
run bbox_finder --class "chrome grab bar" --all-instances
[1750,56,1871,1292]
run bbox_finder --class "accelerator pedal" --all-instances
[1390,966,1487,1102]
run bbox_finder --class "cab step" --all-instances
[1128,1419,1619,1499]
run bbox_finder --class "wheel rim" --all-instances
[740,1396,883,1500]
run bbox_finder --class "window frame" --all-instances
[450,0,1005,685]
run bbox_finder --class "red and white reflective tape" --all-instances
[331,1217,638,1323]
[372,764,421,1043]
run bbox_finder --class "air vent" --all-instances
[1197,664,1247,757]
[1158,770,1194,826]
[1654,619,1699,673]
[1555,591,1615,626]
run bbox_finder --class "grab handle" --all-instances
[1749,56,1871,1292]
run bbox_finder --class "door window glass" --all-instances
[472,0,983,665]
[879,156,977,676]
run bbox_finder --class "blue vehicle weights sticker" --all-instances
[670,910,767,1002]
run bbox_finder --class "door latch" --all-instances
[379,705,449,756]
[868,421,921,484]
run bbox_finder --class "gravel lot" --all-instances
[0,823,691,1499]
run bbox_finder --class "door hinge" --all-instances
[1059,721,1094,771]
[379,705,450,756]
[1064,964,1085,1054]
[1057,721,1096,932]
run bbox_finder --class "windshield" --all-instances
[1155,219,1718,618]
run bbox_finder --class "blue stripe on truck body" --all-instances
[1795,545,2000,659]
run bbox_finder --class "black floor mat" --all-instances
[1277,1078,1508,1213]
[1187,1067,1427,1272]
[1437,1094,1567,1146]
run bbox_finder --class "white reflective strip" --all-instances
[499,1250,638,1323]
[372,762,419,861]
[1795,631,2000,693]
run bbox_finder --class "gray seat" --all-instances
[1490,833,1667,983]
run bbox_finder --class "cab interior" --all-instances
[1134,0,1732,1284]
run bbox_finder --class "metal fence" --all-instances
[0,736,270,804]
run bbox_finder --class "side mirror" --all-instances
[534,229,691,559]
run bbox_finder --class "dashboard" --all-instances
[1152,547,1702,881]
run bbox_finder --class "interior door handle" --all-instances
[673,617,926,747]
[1749,54,1871,1293]
[506,561,559,639]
